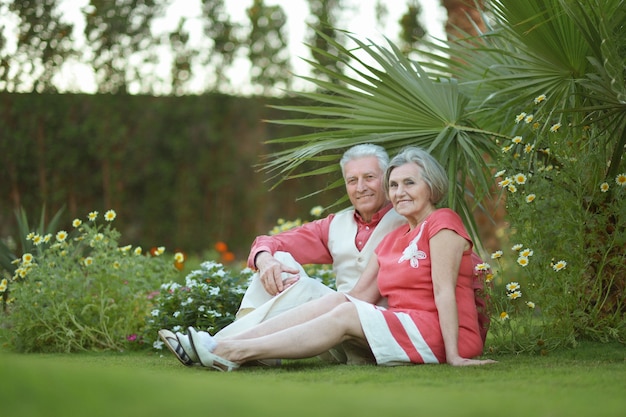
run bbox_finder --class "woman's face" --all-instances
[388,162,434,226]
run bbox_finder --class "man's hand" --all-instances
[254,252,301,296]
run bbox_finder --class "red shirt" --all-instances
[247,203,395,269]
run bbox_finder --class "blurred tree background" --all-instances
[0,0,478,258]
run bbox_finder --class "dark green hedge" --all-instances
[0,93,344,258]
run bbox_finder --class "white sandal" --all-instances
[188,327,239,372]
[158,329,194,366]
[175,332,200,363]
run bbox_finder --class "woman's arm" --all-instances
[346,255,382,304]
[430,229,495,366]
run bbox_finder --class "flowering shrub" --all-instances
[1,210,182,352]
[145,261,252,350]
[483,95,626,353]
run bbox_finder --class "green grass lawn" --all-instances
[1,341,624,417]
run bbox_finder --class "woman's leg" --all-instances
[215,301,367,364]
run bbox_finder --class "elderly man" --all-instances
[159,143,406,365]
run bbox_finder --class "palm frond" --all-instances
[263,30,500,244]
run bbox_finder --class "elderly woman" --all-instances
[188,146,495,370]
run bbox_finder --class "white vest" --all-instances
[327,208,406,292]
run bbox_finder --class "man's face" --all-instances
[343,156,387,222]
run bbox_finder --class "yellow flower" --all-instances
[616,173,626,187]
[494,169,506,178]
[525,194,536,203]
[120,245,132,253]
[485,273,494,283]
[507,184,517,193]
[155,246,165,256]
[514,173,527,184]
[134,247,142,255]
[511,244,523,251]
[500,312,509,321]
[22,253,34,264]
[512,136,523,144]
[105,209,117,222]
[517,256,529,267]
[550,123,562,132]
[26,232,35,240]
[84,257,94,267]
[600,182,609,192]
[501,145,513,153]
[524,144,534,154]
[506,282,520,292]
[475,263,491,272]
[507,290,522,300]
[91,234,104,247]
[113,261,121,269]
[88,211,99,221]
[526,301,536,309]
[520,248,534,257]
[56,231,68,242]
[175,252,185,263]
[491,251,503,259]
[515,112,527,123]
[72,218,82,228]
[32,234,43,245]
[534,94,547,104]
[498,177,512,188]
[524,114,534,123]
[309,205,324,217]
[0,278,8,292]
[552,260,567,271]
[43,234,52,243]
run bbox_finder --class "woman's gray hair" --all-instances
[340,144,389,177]
[384,147,448,205]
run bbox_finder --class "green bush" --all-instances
[145,260,252,349]
[483,95,626,353]
[1,210,183,352]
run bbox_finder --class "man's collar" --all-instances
[354,202,393,225]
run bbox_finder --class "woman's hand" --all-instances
[447,356,497,366]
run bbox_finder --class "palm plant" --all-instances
[264,30,503,248]
[263,0,625,347]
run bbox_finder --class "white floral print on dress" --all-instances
[398,221,428,268]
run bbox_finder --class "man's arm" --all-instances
[246,214,336,296]
[246,214,336,269]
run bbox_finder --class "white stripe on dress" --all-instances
[395,311,439,364]
[346,295,439,365]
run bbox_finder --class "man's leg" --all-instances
[215,252,334,339]
[235,251,308,318]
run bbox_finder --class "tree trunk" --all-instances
[441,0,486,39]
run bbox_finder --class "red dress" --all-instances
[347,208,483,365]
